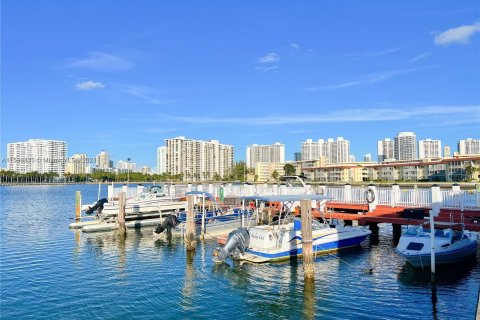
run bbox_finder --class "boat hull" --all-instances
[239,230,371,263]
[396,240,478,267]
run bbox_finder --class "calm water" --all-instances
[1,185,479,320]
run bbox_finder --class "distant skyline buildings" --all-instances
[246,142,285,169]
[3,135,480,176]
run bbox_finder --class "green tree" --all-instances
[271,170,279,181]
[284,163,296,175]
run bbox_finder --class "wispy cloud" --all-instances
[255,65,278,72]
[306,67,432,91]
[75,80,106,91]
[258,53,280,63]
[122,85,174,105]
[149,105,479,126]
[410,52,431,63]
[69,51,134,71]
[434,22,480,45]
[290,43,300,51]
[343,47,405,59]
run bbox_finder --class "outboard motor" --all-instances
[85,198,108,215]
[213,227,250,263]
[154,214,179,234]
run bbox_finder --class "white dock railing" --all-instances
[106,182,480,210]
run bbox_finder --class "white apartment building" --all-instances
[246,142,285,169]
[364,154,372,162]
[157,146,167,174]
[95,150,111,169]
[444,146,451,158]
[394,132,417,161]
[65,153,87,174]
[418,139,442,159]
[7,139,67,175]
[165,136,234,181]
[458,138,480,155]
[301,137,350,164]
[116,160,136,172]
[301,139,324,161]
[377,138,394,162]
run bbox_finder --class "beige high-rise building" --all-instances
[444,145,451,158]
[7,139,67,175]
[95,150,111,169]
[65,153,87,174]
[165,136,234,181]
[246,142,285,169]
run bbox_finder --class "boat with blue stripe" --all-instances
[213,194,372,263]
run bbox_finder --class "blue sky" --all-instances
[2,1,479,169]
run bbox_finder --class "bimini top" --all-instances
[241,194,332,202]
[185,191,216,202]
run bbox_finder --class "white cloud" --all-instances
[69,51,134,71]
[290,43,300,50]
[75,81,105,91]
[410,52,431,63]
[255,65,278,72]
[122,85,174,105]
[258,53,280,63]
[434,22,480,45]
[149,105,479,126]
[306,66,432,91]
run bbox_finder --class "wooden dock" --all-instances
[309,203,480,232]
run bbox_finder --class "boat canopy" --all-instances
[240,194,332,202]
[185,191,217,202]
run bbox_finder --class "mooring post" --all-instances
[301,199,314,279]
[118,192,126,238]
[185,194,196,251]
[75,191,82,221]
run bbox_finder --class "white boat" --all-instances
[83,185,186,218]
[396,225,478,267]
[213,195,372,263]
[155,191,255,239]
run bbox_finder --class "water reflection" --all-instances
[303,278,316,320]
[397,259,477,286]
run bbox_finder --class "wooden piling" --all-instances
[301,199,314,279]
[118,192,126,238]
[185,195,196,251]
[75,191,81,221]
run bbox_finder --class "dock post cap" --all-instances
[368,183,375,187]
[452,183,459,186]
[344,183,351,186]
[432,184,440,187]
[392,183,399,186]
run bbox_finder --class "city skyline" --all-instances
[2,2,479,169]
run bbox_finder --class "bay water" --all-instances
[1,185,479,319]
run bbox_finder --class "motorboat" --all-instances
[396,225,478,267]
[155,191,255,239]
[213,195,372,263]
[83,185,186,219]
